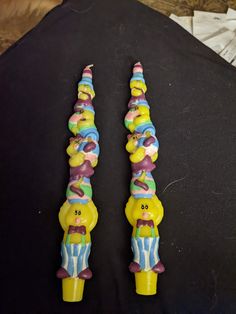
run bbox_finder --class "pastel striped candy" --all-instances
[74,102,95,114]
[124,109,138,129]
[134,122,155,136]
[130,171,156,199]
[78,126,99,141]
[68,112,83,133]
[124,105,150,130]
[66,177,92,204]
[129,98,149,109]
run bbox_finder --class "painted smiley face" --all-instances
[65,203,93,227]
[132,199,158,221]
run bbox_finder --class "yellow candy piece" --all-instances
[81,110,95,120]
[138,171,146,182]
[129,147,146,163]
[66,142,79,156]
[78,92,89,100]
[70,127,78,136]
[138,105,150,116]
[151,152,158,163]
[131,88,143,97]
[78,84,95,99]
[126,136,137,153]
[134,114,150,125]
[91,158,98,168]
[128,123,136,133]
[69,152,85,167]
[145,131,152,137]
[130,80,147,94]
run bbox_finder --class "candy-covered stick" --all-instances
[124,62,164,296]
[57,65,99,302]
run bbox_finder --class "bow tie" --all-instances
[68,225,86,235]
[136,219,154,228]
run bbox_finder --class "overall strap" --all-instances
[150,227,155,238]
[65,234,71,245]
[81,235,86,246]
[135,227,140,238]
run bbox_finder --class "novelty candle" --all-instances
[57,65,99,302]
[124,62,165,295]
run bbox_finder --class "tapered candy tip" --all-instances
[62,278,85,302]
[133,62,143,73]
[86,64,94,69]
[79,64,95,96]
[82,64,93,79]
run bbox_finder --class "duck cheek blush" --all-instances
[56,65,99,302]
[124,62,165,296]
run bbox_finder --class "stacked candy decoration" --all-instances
[57,65,99,302]
[124,62,165,295]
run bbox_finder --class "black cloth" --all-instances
[0,0,235,313]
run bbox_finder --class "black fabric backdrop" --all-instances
[0,0,235,313]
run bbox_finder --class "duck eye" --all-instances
[141,205,145,209]
[74,210,78,215]
[145,205,148,209]
[78,210,81,215]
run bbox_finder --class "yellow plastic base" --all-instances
[62,278,85,302]
[135,271,158,295]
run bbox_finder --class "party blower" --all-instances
[124,62,165,295]
[56,65,99,302]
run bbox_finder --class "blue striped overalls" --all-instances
[131,227,160,271]
[60,234,91,277]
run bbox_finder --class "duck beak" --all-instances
[75,218,81,224]
[142,212,149,219]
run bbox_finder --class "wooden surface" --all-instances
[0,0,236,54]
[0,0,62,54]
[140,0,236,16]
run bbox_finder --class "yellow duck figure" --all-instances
[125,196,164,295]
[57,200,98,301]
